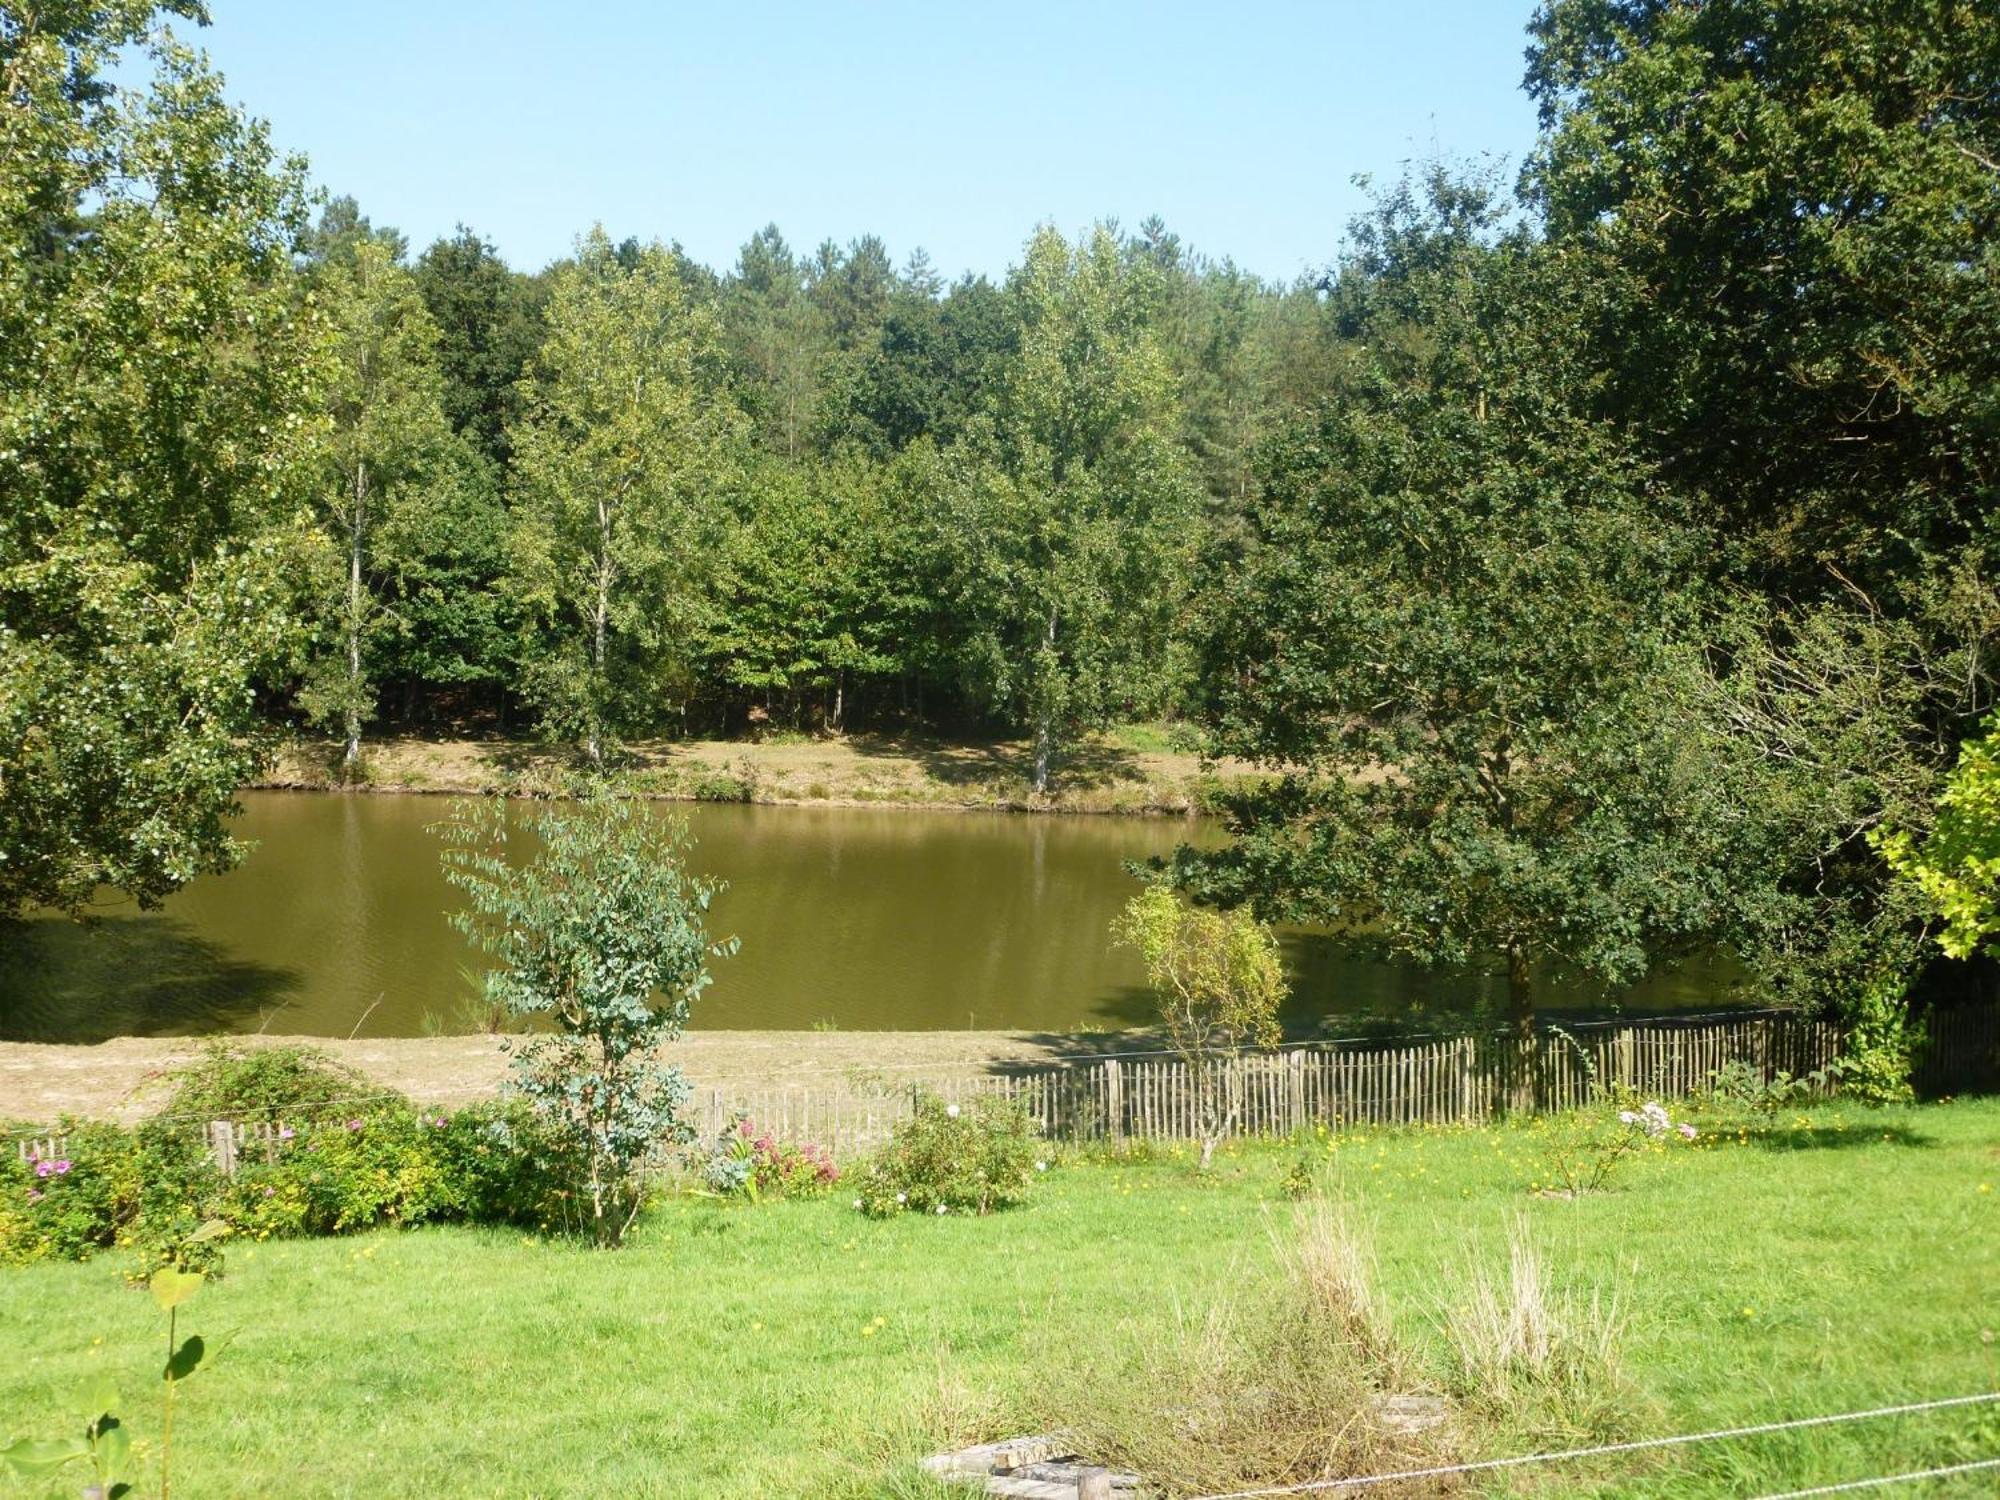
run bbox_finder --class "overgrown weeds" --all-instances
[1438,1217,1637,1446]
[1046,1201,1636,1497]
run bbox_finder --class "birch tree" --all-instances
[303,240,456,771]
[941,225,1195,792]
[508,230,741,764]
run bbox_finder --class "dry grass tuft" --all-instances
[1049,1201,1462,1498]
[1438,1216,1637,1446]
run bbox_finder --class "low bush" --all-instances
[1,1086,575,1268]
[699,1116,840,1201]
[1439,1220,1637,1443]
[1053,1201,1448,1496]
[0,1120,140,1266]
[854,1093,1042,1218]
[152,1042,394,1126]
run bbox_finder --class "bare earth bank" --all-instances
[0,1029,1154,1126]
[252,729,1253,815]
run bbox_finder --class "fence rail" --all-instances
[691,1011,1846,1156]
[17,1005,1999,1175]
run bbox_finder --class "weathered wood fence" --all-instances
[691,1010,1846,1156]
[17,1005,1999,1174]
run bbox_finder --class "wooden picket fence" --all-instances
[692,1010,1846,1156]
[17,1005,1998,1174]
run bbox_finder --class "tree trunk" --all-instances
[1507,941,1536,1113]
[342,461,366,775]
[588,492,612,769]
[1032,606,1058,794]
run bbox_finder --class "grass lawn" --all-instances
[2,1098,1995,1498]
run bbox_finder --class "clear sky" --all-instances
[188,0,1544,283]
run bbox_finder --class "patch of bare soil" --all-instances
[0,1028,1154,1126]
[257,730,1255,816]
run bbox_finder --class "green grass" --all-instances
[2,1099,1995,1497]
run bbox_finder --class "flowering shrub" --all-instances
[0,1120,139,1266]
[1,1096,577,1268]
[700,1116,839,1202]
[1534,1092,1698,1197]
[853,1092,1042,1219]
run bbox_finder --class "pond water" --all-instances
[0,792,1741,1042]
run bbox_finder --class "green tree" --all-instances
[1172,176,1721,1039]
[1526,0,2000,1033]
[507,229,743,764]
[1879,714,2000,961]
[302,239,459,770]
[438,795,733,1245]
[0,1,324,916]
[413,226,547,468]
[1114,884,1286,1167]
[940,225,1197,791]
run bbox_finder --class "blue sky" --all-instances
[192,1,1543,283]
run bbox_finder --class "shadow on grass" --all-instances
[844,731,1150,792]
[1728,1122,1938,1152]
[0,914,300,1043]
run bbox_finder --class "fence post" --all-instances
[1104,1059,1124,1145]
[208,1120,237,1179]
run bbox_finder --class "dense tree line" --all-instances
[282,199,1324,780]
[5,1,1997,1072]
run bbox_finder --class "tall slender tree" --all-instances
[939,225,1196,791]
[305,239,458,770]
[507,229,742,764]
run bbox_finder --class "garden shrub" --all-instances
[854,1092,1041,1218]
[153,1042,400,1125]
[0,1119,139,1266]
[699,1115,839,1201]
[0,1095,579,1268]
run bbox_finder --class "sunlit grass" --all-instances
[1,1097,1994,1496]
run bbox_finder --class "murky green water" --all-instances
[0,793,1739,1041]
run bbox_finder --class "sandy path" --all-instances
[0,1029,1144,1126]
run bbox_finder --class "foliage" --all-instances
[930,225,1199,790]
[438,794,734,1243]
[154,1043,389,1126]
[1699,1061,1827,1117]
[298,237,464,769]
[853,1093,1041,1218]
[0,0,327,917]
[506,229,743,762]
[1171,173,1738,1037]
[0,1119,139,1266]
[698,1115,839,1202]
[1879,714,2000,961]
[1532,1093,1698,1198]
[1114,884,1286,1166]
[1829,975,1918,1107]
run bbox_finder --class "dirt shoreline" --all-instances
[0,1028,1159,1127]
[251,730,1250,817]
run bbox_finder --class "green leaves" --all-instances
[149,1266,206,1312]
[0,1435,89,1476]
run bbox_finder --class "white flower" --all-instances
[1617,1110,1638,1125]
[935,1204,948,1215]
[895,1192,906,1203]
[1035,1161,1048,1172]
[852,1198,862,1210]
[945,1104,961,1119]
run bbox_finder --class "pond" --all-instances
[0,792,1742,1042]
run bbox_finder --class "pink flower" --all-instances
[346,1119,363,1131]
[278,1127,296,1141]
[1677,1123,1698,1140]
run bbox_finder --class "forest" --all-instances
[5,0,1999,1061]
